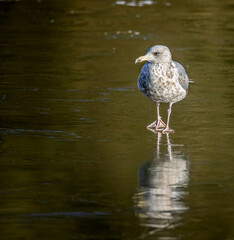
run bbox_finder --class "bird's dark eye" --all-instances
[154,52,159,55]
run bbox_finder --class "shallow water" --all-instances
[0,0,233,239]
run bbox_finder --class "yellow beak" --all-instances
[135,55,148,64]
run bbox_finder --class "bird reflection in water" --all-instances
[134,132,189,230]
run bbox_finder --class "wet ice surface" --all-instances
[0,0,234,239]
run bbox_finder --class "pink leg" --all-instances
[147,102,166,131]
[162,102,175,134]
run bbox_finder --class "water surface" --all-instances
[0,0,233,239]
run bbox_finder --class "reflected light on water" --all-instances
[134,133,189,229]
[115,0,165,7]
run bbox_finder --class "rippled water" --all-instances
[0,0,233,239]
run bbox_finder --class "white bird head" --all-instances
[135,45,172,64]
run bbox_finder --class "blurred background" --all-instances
[0,0,233,239]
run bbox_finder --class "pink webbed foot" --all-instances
[147,119,166,131]
[162,127,175,134]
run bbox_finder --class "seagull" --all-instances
[135,45,190,133]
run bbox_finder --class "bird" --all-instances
[135,45,190,133]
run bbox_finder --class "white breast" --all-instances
[138,63,187,104]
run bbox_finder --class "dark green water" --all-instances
[0,0,233,239]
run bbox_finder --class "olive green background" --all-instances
[0,0,233,239]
